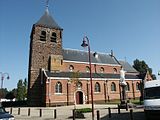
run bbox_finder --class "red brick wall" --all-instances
[44,78,141,105]
[61,61,121,74]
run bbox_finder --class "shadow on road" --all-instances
[101,111,145,120]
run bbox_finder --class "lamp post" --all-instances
[0,72,9,89]
[119,67,127,107]
[81,36,94,120]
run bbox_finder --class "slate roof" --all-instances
[119,61,138,73]
[35,9,62,30]
[45,71,140,80]
[63,49,120,65]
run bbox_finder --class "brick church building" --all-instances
[27,8,144,107]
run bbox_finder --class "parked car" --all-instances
[0,107,14,120]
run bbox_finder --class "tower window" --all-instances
[40,31,46,41]
[51,32,57,43]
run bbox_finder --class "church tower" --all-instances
[28,7,63,106]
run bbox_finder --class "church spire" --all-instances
[35,0,62,30]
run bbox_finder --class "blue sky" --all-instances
[0,0,160,90]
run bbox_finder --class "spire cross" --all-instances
[46,0,49,9]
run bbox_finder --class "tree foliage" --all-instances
[5,91,15,100]
[17,78,27,101]
[133,59,156,80]
[0,88,8,98]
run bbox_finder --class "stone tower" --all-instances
[28,8,63,106]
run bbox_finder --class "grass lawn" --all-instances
[75,108,92,113]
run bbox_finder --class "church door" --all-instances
[76,91,83,104]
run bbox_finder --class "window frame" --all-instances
[100,67,105,73]
[40,31,46,41]
[111,82,116,92]
[69,65,74,72]
[55,82,62,94]
[95,82,101,93]
[86,66,90,73]
[50,32,57,43]
[136,82,140,91]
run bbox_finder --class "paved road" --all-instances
[5,104,145,120]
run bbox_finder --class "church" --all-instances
[27,7,145,107]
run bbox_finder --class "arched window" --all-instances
[126,82,130,91]
[100,67,105,73]
[86,66,90,73]
[136,82,140,90]
[95,82,100,92]
[113,68,117,74]
[55,82,62,93]
[69,65,74,72]
[111,82,116,91]
[40,31,46,41]
[51,32,57,42]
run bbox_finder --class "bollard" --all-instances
[28,108,30,116]
[118,104,120,114]
[126,103,128,111]
[108,107,111,118]
[54,109,57,119]
[18,108,20,115]
[97,110,100,120]
[130,109,133,120]
[73,109,75,120]
[40,109,42,117]
[10,107,12,114]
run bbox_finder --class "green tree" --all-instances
[11,88,17,98]
[0,88,8,98]
[133,59,156,80]
[23,78,27,99]
[17,78,27,101]
[133,59,156,104]
[17,79,23,100]
[5,91,15,100]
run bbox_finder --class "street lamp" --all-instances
[0,72,9,89]
[119,67,127,107]
[81,36,94,120]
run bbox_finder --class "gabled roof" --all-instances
[62,49,120,65]
[119,61,138,73]
[35,9,62,30]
